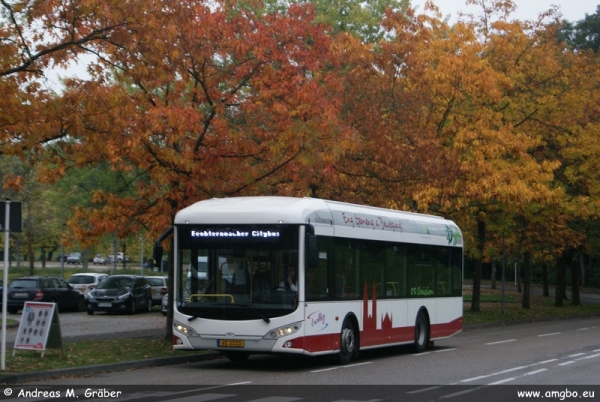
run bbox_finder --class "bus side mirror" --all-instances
[307,234,318,268]
[152,244,164,269]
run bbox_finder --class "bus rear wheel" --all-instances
[413,310,430,353]
[338,318,357,364]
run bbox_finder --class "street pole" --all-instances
[2,200,11,371]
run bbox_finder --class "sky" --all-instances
[410,0,599,23]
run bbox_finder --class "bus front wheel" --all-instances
[338,318,357,364]
[413,310,430,353]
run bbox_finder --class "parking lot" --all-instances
[1,308,167,347]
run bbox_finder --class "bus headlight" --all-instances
[265,321,302,339]
[174,321,194,336]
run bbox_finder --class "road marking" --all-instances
[524,368,548,376]
[161,393,236,402]
[440,386,486,399]
[434,348,457,353]
[487,369,547,385]
[406,386,442,394]
[488,377,515,385]
[538,332,561,337]
[558,361,576,366]
[310,361,372,373]
[577,327,590,331]
[460,366,526,383]
[459,359,557,383]
[485,339,517,345]
[568,353,585,358]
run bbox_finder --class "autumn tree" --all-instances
[39,0,344,251]
[326,0,600,314]
[0,0,145,156]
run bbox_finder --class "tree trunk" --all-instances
[542,262,549,297]
[579,252,588,288]
[516,261,521,293]
[554,248,573,307]
[27,201,35,275]
[491,260,497,290]
[571,252,581,306]
[166,245,174,341]
[470,219,486,313]
[522,250,531,309]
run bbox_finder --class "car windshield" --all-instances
[67,276,94,285]
[96,277,133,289]
[9,279,38,288]
[146,278,164,286]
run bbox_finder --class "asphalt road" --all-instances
[13,316,600,384]
[9,316,599,402]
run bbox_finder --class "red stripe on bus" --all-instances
[300,318,462,353]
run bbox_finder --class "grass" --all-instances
[2,284,599,375]
[6,337,193,374]
[462,285,600,326]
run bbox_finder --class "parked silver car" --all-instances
[161,293,168,316]
[92,254,108,265]
[144,276,168,306]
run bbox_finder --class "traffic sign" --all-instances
[0,201,22,232]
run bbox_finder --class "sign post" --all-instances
[1,200,23,371]
[1,200,9,371]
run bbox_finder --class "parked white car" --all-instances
[93,254,108,265]
[66,273,108,295]
[109,252,132,263]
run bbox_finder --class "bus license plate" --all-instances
[217,339,244,348]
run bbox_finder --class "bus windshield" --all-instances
[176,224,300,320]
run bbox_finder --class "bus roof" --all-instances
[175,197,463,247]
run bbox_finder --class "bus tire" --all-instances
[338,318,357,365]
[413,309,430,353]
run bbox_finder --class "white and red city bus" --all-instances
[167,196,463,363]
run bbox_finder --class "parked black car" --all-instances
[54,253,68,262]
[85,275,152,315]
[6,276,86,314]
[66,252,82,264]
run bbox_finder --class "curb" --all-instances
[0,351,222,384]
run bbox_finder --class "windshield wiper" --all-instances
[237,304,270,323]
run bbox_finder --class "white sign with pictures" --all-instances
[13,302,63,357]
